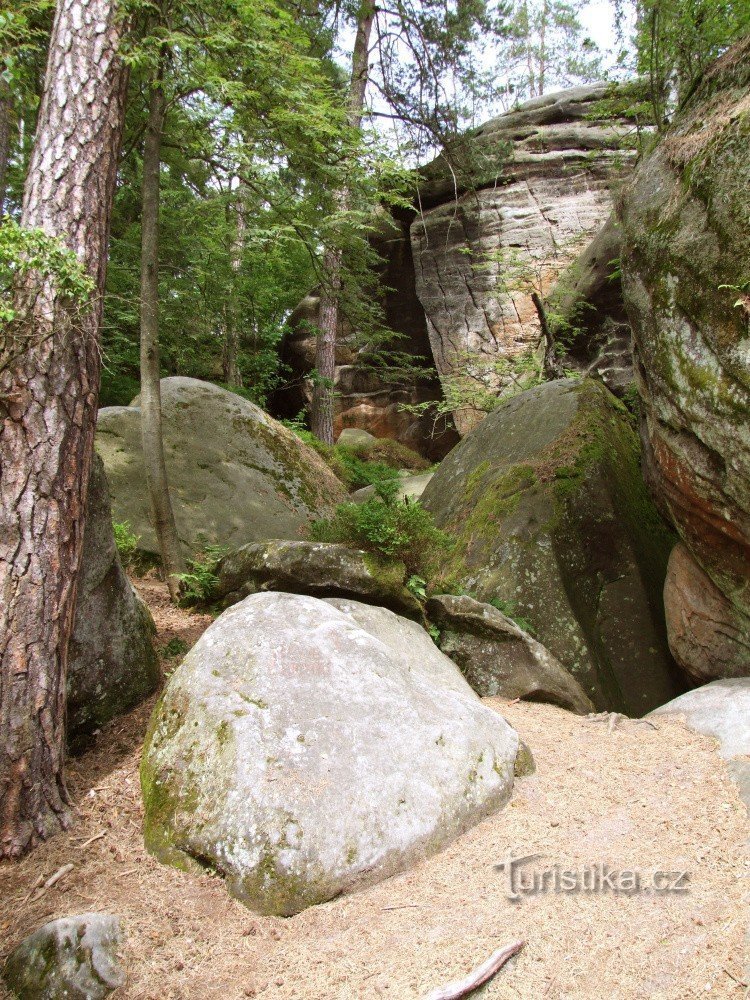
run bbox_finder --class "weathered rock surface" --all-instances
[619,38,750,681]
[142,592,518,915]
[336,427,377,447]
[68,454,159,748]
[350,471,434,504]
[650,679,750,810]
[96,377,346,556]
[214,540,422,619]
[426,594,594,714]
[664,543,750,685]
[422,378,681,715]
[2,913,125,999]
[412,84,638,433]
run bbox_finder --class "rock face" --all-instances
[650,679,750,810]
[619,38,750,682]
[142,592,518,916]
[412,84,637,433]
[68,454,159,748]
[96,377,347,556]
[422,378,681,715]
[214,540,422,619]
[664,543,750,685]
[2,913,125,1000]
[426,594,594,714]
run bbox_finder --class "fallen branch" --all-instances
[424,940,525,1000]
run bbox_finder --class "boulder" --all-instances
[426,594,594,714]
[96,377,347,556]
[68,454,159,748]
[2,913,125,1000]
[421,378,681,715]
[214,539,422,619]
[336,427,377,447]
[664,543,750,685]
[619,38,750,681]
[412,83,639,433]
[650,679,750,810]
[142,592,518,915]
[350,471,434,504]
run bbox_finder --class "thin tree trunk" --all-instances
[0,0,129,860]
[139,74,186,602]
[310,2,375,444]
[531,290,562,379]
[0,77,11,219]
[222,184,246,388]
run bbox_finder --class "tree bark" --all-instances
[0,77,11,219]
[139,73,186,602]
[221,184,247,388]
[310,2,375,444]
[0,0,129,859]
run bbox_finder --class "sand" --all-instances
[1,578,747,1000]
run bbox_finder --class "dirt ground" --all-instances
[1,579,748,1000]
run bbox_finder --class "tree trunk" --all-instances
[310,2,375,444]
[0,77,11,219]
[0,0,129,860]
[139,74,186,602]
[221,185,247,388]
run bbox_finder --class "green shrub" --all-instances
[100,371,141,407]
[176,544,229,605]
[310,479,453,579]
[113,521,139,568]
[489,597,536,636]
[162,637,189,658]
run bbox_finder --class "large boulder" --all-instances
[421,378,681,715]
[650,679,750,810]
[619,38,750,682]
[412,83,639,433]
[68,454,159,748]
[214,540,422,619]
[141,592,518,916]
[2,913,125,1000]
[426,594,594,714]
[96,377,347,556]
[664,542,750,685]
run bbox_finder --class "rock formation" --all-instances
[96,377,346,556]
[412,84,638,433]
[142,592,518,915]
[68,454,159,749]
[421,378,681,715]
[273,83,641,446]
[619,38,750,682]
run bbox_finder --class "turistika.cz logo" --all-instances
[494,852,690,902]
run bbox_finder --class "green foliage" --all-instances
[175,544,229,605]
[0,219,94,323]
[310,479,453,579]
[488,596,536,635]
[406,574,428,600]
[289,428,426,492]
[161,637,189,659]
[113,521,139,568]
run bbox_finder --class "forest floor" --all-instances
[0,578,748,1000]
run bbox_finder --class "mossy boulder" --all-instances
[141,592,518,916]
[619,37,750,681]
[96,377,347,557]
[214,540,423,619]
[421,378,681,715]
[68,454,159,749]
[426,594,594,714]
[2,913,125,999]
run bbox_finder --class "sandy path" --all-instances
[1,581,747,1000]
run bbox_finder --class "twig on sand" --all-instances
[44,863,74,889]
[424,940,525,1000]
[586,712,657,733]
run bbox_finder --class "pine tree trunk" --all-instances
[0,0,129,859]
[139,76,186,602]
[221,186,246,388]
[310,2,375,444]
[0,77,10,219]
